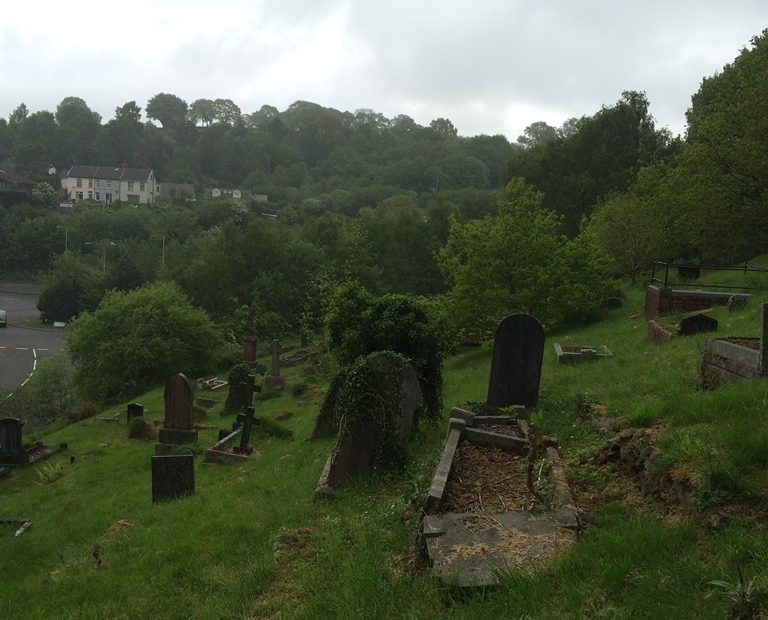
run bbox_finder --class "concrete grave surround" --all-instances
[151,449,195,502]
[157,373,198,450]
[422,408,577,589]
[487,314,545,409]
[315,352,422,496]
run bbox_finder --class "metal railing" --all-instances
[650,261,768,291]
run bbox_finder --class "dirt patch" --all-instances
[442,441,541,513]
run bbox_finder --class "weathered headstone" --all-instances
[728,295,748,312]
[0,418,28,466]
[314,352,422,494]
[677,264,701,280]
[603,296,623,310]
[487,314,545,409]
[157,373,198,448]
[151,449,195,502]
[679,313,718,336]
[127,403,144,424]
[243,310,258,366]
[268,339,283,376]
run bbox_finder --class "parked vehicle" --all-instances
[0,309,6,327]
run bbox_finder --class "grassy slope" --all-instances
[2,282,768,619]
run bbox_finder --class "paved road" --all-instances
[0,284,66,389]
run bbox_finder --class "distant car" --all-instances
[0,309,6,327]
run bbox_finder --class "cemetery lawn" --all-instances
[3,283,768,618]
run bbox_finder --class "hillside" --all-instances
[2,282,768,619]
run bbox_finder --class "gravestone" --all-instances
[157,373,198,447]
[728,295,748,312]
[151,449,195,502]
[677,264,701,280]
[0,418,28,466]
[243,310,258,366]
[679,312,718,336]
[268,339,283,376]
[127,403,144,424]
[315,352,422,492]
[487,314,545,409]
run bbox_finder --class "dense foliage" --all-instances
[325,282,444,420]
[66,282,221,404]
[437,179,615,338]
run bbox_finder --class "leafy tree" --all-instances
[54,97,102,167]
[437,178,613,340]
[67,282,221,404]
[324,282,445,420]
[37,252,106,322]
[189,98,217,126]
[146,93,188,130]
[668,28,768,261]
[31,181,57,206]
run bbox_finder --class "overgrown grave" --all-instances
[647,311,719,342]
[553,343,612,365]
[422,314,577,589]
[701,302,768,385]
[312,351,422,498]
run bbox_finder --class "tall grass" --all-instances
[2,281,768,617]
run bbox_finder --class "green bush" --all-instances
[324,282,444,420]
[127,417,153,440]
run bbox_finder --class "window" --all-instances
[76,178,82,188]
[128,181,134,191]
[88,191,93,199]
[140,182,145,191]
[95,180,100,189]
[106,181,112,189]
[95,192,100,201]
[75,191,83,201]
[212,188,221,197]
[233,190,241,199]
[88,179,93,188]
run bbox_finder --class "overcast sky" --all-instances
[1,1,765,141]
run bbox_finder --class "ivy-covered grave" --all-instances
[312,351,422,497]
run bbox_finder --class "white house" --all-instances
[61,165,157,205]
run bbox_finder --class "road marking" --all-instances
[33,349,37,358]
[16,347,28,351]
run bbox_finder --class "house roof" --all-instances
[0,160,35,187]
[63,165,153,182]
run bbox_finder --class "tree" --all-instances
[324,282,445,420]
[436,178,614,340]
[146,93,188,130]
[31,181,56,206]
[67,282,221,403]
[189,98,216,127]
[517,121,559,147]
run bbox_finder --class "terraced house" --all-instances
[61,165,157,205]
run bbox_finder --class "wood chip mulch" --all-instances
[441,440,538,513]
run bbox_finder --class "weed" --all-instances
[34,461,63,485]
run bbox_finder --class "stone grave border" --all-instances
[203,429,248,464]
[421,406,578,589]
[553,343,612,365]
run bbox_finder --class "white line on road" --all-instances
[16,347,28,350]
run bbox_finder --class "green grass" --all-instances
[3,282,768,618]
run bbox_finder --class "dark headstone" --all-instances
[0,418,28,466]
[603,297,623,310]
[487,314,545,409]
[679,313,718,336]
[234,405,257,454]
[151,449,195,503]
[127,403,144,424]
[158,373,198,446]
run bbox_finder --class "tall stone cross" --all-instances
[243,310,257,365]
[268,339,283,376]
